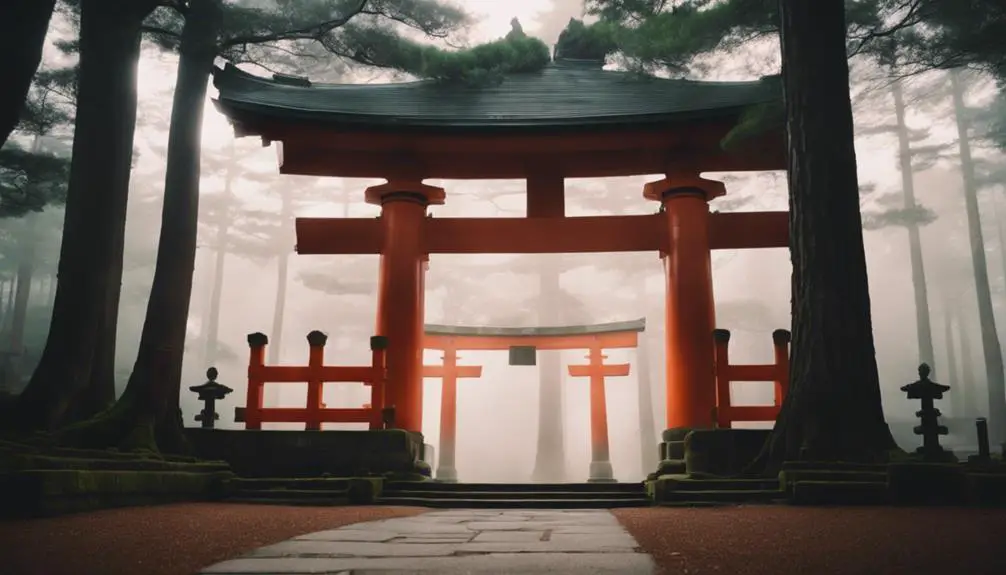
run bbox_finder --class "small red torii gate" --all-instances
[422,319,643,482]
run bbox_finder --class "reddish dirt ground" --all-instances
[613,505,1006,575]
[0,503,427,575]
[2,503,1004,575]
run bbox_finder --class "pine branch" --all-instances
[220,0,371,49]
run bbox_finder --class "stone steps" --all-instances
[379,481,651,509]
[651,475,786,505]
[378,496,651,509]
[790,480,890,505]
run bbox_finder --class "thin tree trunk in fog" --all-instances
[5,214,38,386]
[265,193,293,406]
[0,279,7,329]
[47,272,56,309]
[203,147,236,367]
[12,0,156,431]
[531,256,567,482]
[956,303,980,417]
[949,69,1006,444]
[751,0,896,472]
[2,277,16,333]
[636,323,659,476]
[892,79,936,372]
[943,304,960,415]
[993,193,1006,295]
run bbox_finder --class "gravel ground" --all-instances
[0,503,427,575]
[613,505,1006,575]
[3,503,1004,575]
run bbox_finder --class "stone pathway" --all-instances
[200,509,655,574]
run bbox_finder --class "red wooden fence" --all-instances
[711,328,790,428]
[237,331,388,430]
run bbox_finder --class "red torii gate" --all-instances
[423,319,644,483]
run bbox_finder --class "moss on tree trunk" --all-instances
[750,0,898,473]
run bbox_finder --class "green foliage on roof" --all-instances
[379,18,549,87]
[553,18,617,61]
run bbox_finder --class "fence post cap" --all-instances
[370,335,389,350]
[306,330,328,347]
[712,329,731,342]
[247,332,269,347]
[772,329,791,344]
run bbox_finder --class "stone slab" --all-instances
[200,509,654,574]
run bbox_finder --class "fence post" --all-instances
[712,329,732,428]
[245,332,268,430]
[369,335,388,430]
[305,330,328,431]
[772,329,791,407]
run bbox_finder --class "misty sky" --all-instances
[21,0,1006,482]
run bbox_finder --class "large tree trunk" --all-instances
[10,0,155,432]
[0,0,57,149]
[752,0,896,471]
[60,0,224,452]
[531,256,567,482]
[892,78,936,371]
[949,69,1006,444]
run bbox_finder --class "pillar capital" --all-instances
[365,179,446,206]
[642,172,726,203]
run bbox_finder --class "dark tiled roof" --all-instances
[424,318,646,337]
[213,60,781,130]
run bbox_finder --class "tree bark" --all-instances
[0,0,57,149]
[949,69,1006,444]
[10,0,156,432]
[752,0,897,471]
[60,0,224,452]
[892,79,936,371]
[265,194,294,407]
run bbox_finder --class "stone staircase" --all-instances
[225,477,356,505]
[224,478,652,508]
[652,475,786,506]
[379,481,651,509]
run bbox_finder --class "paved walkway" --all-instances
[199,509,655,574]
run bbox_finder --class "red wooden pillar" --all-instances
[644,173,725,433]
[567,344,631,482]
[772,329,792,407]
[367,180,445,432]
[244,332,268,430]
[423,344,483,482]
[304,330,328,431]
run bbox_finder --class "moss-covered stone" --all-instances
[684,429,771,476]
[0,468,233,518]
[887,462,969,506]
[967,473,1006,506]
[790,480,889,506]
[347,477,383,504]
[186,428,428,478]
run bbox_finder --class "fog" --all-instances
[4,0,1005,483]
